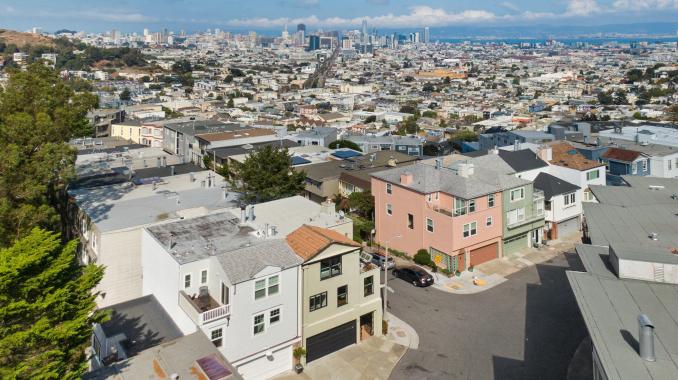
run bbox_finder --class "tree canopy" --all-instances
[328,139,362,151]
[228,146,306,203]
[0,228,105,379]
[0,64,97,246]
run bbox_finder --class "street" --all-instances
[387,251,587,380]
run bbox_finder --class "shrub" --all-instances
[430,262,438,272]
[414,249,431,266]
[293,347,307,359]
[441,268,452,277]
[382,319,389,335]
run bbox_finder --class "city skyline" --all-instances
[1,0,677,34]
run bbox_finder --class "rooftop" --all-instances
[599,125,678,149]
[533,172,580,199]
[550,141,605,171]
[286,224,360,261]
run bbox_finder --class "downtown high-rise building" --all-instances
[361,19,368,44]
[424,27,430,44]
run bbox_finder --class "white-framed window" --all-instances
[463,222,477,238]
[454,198,467,216]
[506,208,526,225]
[253,314,265,335]
[586,170,600,181]
[669,160,673,171]
[210,328,223,347]
[631,164,637,175]
[435,192,439,200]
[386,183,392,194]
[427,193,432,202]
[488,194,495,207]
[486,216,493,226]
[255,275,280,300]
[184,274,191,289]
[200,270,208,284]
[564,192,576,206]
[386,203,392,215]
[426,218,434,232]
[468,199,476,213]
[642,160,648,171]
[583,189,596,202]
[510,187,525,202]
[269,308,281,325]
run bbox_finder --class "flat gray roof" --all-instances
[575,244,617,279]
[567,271,678,380]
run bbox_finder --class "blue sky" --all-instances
[1,0,677,33]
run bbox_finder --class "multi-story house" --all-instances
[294,127,338,147]
[286,225,382,363]
[534,172,583,240]
[540,142,606,203]
[600,147,650,177]
[346,135,424,157]
[371,160,531,271]
[142,213,303,379]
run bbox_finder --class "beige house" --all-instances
[286,225,382,363]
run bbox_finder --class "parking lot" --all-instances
[387,251,587,380]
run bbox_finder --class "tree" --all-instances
[0,64,97,246]
[228,146,306,203]
[171,59,192,75]
[667,104,678,123]
[0,228,105,379]
[347,191,374,218]
[328,140,362,151]
[119,87,131,101]
[364,115,377,123]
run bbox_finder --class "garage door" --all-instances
[558,217,580,238]
[306,320,356,363]
[470,242,498,266]
[236,345,292,380]
[503,234,528,256]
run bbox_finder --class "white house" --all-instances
[538,143,606,202]
[142,213,302,380]
[533,172,583,240]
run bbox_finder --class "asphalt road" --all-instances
[387,251,587,380]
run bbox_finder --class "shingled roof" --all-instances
[601,147,643,163]
[286,225,359,261]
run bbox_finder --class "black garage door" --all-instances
[306,320,356,362]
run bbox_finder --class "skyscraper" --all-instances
[424,27,430,44]
[361,19,368,44]
[309,35,320,51]
[297,23,306,32]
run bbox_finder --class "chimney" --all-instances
[638,314,655,362]
[400,172,414,185]
[537,145,553,162]
[156,157,161,167]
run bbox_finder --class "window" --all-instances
[506,208,526,225]
[386,203,392,215]
[586,170,600,181]
[427,193,432,202]
[468,200,476,213]
[435,192,439,200]
[221,283,229,305]
[201,270,208,284]
[320,256,342,280]
[337,285,348,307]
[631,164,637,175]
[463,222,477,238]
[642,160,648,171]
[309,292,327,311]
[407,213,414,229]
[510,187,525,202]
[583,190,595,202]
[253,314,265,335]
[564,192,576,206]
[267,275,279,296]
[486,216,493,226]
[255,279,266,300]
[669,160,673,171]
[210,328,223,347]
[488,194,495,207]
[426,218,434,232]
[184,274,191,289]
[270,308,281,324]
[386,183,392,194]
[364,276,374,296]
[454,198,466,216]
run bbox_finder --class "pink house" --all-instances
[371,161,525,271]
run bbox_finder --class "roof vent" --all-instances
[638,314,656,362]
[649,232,658,241]
[648,185,664,191]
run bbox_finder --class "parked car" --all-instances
[393,265,434,287]
[370,252,395,270]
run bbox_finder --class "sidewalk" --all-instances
[272,315,417,380]
[428,269,507,294]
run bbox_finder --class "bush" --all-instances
[382,319,389,335]
[414,249,431,266]
[293,347,307,359]
[441,268,452,277]
[430,262,438,272]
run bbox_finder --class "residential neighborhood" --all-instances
[1,4,678,380]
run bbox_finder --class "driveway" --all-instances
[387,251,586,380]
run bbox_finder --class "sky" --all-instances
[0,0,677,33]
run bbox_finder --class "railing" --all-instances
[179,291,230,326]
[507,211,545,229]
[426,202,453,217]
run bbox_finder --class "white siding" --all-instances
[96,229,144,307]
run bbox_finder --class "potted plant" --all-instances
[468,265,474,272]
[455,270,461,277]
[293,347,307,374]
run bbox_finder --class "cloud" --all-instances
[70,11,155,23]
[565,0,601,16]
[613,0,678,10]
[499,2,520,12]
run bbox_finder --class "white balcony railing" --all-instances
[179,291,230,326]
[202,304,230,324]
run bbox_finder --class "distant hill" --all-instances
[0,29,55,47]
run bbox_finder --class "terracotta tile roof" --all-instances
[549,142,605,171]
[601,147,643,162]
[286,224,359,261]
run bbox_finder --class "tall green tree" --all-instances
[0,64,97,246]
[229,146,306,203]
[0,228,105,379]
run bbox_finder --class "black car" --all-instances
[392,266,434,287]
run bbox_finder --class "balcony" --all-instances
[179,290,230,325]
[507,211,545,229]
[426,203,453,217]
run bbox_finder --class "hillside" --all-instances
[0,29,55,47]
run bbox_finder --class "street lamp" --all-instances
[382,234,401,321]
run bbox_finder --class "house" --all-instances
[142,213,303,379]
[68,171,237,307]
[195,128,279,164]
[371,160,530,271]
[208,140,300,168]
[345,135,424,157]
[478,130,554,151]
[86,295,242,380]
[533,172,582,241]
[88,109,125,138]
[294,127,338,147]
[162,119,241,162]
[601,147,650,176]
[286,225,382,363]
[541,142,605,202]
[338,151,419,196]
